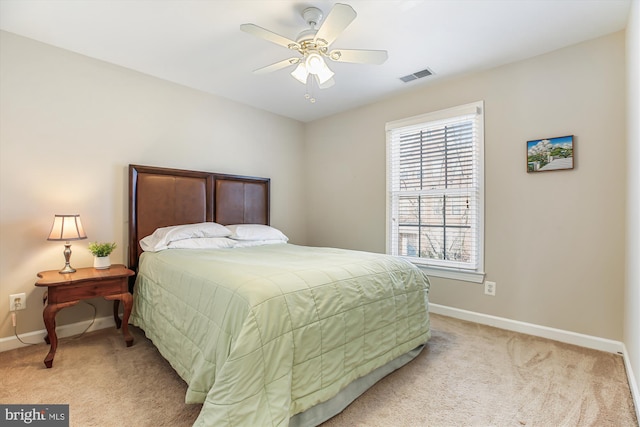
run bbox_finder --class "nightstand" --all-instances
[34,264,135,368]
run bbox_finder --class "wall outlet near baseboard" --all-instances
[484,281,496,296]
[9,293,26,311]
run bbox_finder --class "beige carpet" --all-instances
[0,313,636,426]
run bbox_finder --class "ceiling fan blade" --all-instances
[240,23,300,50]
[329,49,388,65]
[253,58,300,74]
[314,3,357,46]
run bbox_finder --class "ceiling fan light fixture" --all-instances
[304,52,334,85]
[315,62,334,85]
[291,62,309,84]
[316,75,335,89]
[305,52,325,74]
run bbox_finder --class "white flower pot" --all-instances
[93,255,111,270]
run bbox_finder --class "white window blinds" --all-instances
[386,101,484,278]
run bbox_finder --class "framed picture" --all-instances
[527,135,574,172]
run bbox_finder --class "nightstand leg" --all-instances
[121,292,133,347]
[105,293,133,347]
[43,304,57,368]
[42,300,78,368]
[113,300,121,329]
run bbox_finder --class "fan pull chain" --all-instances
[304,76,316,103]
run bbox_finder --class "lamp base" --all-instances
[58,242,77,274]
[58,264,76,274]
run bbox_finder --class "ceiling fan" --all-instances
[240,3,388,101]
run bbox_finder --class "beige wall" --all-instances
[305,32,627,340]
[625,0,640,401]
[0,28,633,350]
[0,31,306,339]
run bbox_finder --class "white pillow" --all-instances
[227,224,288,242]
[167,237,237,250]
[140,222,231,252]
[233,239,287,248]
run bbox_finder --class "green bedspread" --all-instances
[131,244,430,426]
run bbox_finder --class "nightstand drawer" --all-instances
[47,278,126,303]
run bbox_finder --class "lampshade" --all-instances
[313,63,335,85]
[47,214,87,274]
[291,62,309,84]
[305,53,325,74]
[47,214,87,241]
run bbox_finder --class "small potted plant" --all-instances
[88,242,117,270]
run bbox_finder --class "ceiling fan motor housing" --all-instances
[296,28,318,45]
[296,7,327,54]
[302,7,323,28]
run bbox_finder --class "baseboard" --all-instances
[622,344,640,424]
[429,303,624,353]
[0,316,116,353]
[429,303,639,421]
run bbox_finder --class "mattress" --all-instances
[131,243,430,426]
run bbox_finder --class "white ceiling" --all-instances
[0,0,631,122]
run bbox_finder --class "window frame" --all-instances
[385,101,485,283]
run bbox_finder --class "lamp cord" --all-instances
[12,301,98,346]
[12,312,39,346]
[69,301,97,340]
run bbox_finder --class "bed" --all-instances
[127,164,431,426]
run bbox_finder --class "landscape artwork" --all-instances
[527,135,574,172]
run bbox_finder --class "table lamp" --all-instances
[47,214,87,273]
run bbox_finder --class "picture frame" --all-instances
[527,135,574,172]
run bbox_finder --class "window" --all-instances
[386,101,484,283]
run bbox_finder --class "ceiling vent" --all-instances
[400,68,434,83]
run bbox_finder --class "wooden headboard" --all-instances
[128,164,270,272]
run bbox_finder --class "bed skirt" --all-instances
[289,344,425,426]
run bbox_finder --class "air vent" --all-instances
[400,67,434,83]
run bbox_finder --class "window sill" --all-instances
[413,264,485,283]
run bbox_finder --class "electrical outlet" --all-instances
[9,293,26,311]
[484,281,496,296]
